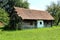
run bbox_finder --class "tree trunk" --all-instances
[56,18,60,26]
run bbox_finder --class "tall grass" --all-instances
[0,26,60,40]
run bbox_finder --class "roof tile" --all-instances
[15,7,54,20]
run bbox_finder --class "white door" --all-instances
[37,20,44,28]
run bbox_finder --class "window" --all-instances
[40,22,42,25]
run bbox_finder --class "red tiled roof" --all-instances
[15,7,54,20]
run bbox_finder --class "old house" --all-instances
[15,7,54,29]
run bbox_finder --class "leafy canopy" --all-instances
[0,0,29,30]
[0,8,9,25]
[14,0,29,8]
[46,2,60,25]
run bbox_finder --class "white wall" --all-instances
[37,20,44,28]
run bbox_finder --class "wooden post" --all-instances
[51,20,53,27]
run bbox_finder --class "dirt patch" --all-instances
[0,22,4,26]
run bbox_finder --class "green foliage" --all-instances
[0,26,60,40]
[46,2,60,25]
[14,0,29,8]
[0,0,29,30]
[0,8,9,25]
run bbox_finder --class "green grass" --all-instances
[0,26,60,40]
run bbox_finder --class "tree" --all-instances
[14,0,29,8]
[0,8,9,26]
[46,2,60,26]
[0,0,29,30]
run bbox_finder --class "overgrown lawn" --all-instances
[0,26,60,40]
